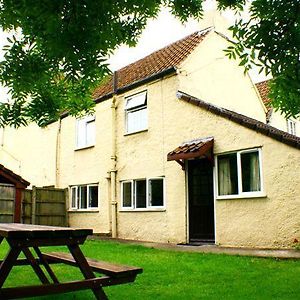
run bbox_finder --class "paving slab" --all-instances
[90,236,300,259]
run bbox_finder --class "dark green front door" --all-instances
[188,159,215,242]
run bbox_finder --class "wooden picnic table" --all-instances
[0,223,142,299]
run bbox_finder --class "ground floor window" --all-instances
[70,184,98,210]
[121,178,164,209]
[216,148,263,198]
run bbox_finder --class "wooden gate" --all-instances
[0,184,16,223]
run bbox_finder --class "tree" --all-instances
[223,0,300,119]
[0,0,299,127]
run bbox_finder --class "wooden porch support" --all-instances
[175,160,185,170]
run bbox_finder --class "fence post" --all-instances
[31,186,37,225]
[65,188,69,226]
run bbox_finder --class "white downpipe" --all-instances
[55,119,62,187]
[110,95,117,238]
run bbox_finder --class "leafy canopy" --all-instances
[224,0,300,119]
[0,0,299,127]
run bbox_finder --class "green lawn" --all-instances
[1,239,300,299]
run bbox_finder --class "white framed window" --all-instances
[216,148,264,199]
[125,91,147,134]
[70,184,99,210]
[76,115,95,149]
[121,177,165,210]
[287,119,297,135]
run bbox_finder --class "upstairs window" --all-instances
[216,148,263,199]
[125,91,147,134]
[76,115,95,149]
[121,177,164,210]
[287,119,297,135]
[70,184,98,210]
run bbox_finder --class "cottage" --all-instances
[1,28,299,248]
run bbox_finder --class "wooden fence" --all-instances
[0,184,15,223]
[22,186,68,226]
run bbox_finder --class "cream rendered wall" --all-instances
[108,71,299,248]
[163,90,299,248]
[178,32,267,122]
[0,123,58,186]
[58,100,113,234]
[114,75,187,243]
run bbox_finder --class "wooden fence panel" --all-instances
[35,187,67,226]
[0,184,15,223]
[21,187,67,226]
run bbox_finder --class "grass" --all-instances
[1,239,300,299]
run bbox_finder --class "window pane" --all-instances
[127,107,147,133]
[287,120,296,135]
[76,119,86,148]
[126,92,147,109]
[218,154,238,195]
[79,186,87,209]
[122,182,132,207]
[135,180,146,208]
[149,179,164,206]
[241,151,261,192]
[86,119,95,145]
[71,187,77,208]
[76,116,95,148]
[88,186,98,208]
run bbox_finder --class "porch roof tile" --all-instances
[167,137,214,161]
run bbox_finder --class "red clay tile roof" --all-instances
[93,28,212,101]
[167,137,214,161]
[177,91,300,149]
[256,80,271,108]
[0,164,30,188]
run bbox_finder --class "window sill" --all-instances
[124,129,148,136]
[216,193,267,200]
[68,209,99,213]
[74,145,95,151]
[119,208,166,212]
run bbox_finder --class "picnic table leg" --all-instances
[68,244,108,300]
[0,246,22,288]
[33,247,59,284]
[22,248,50,284]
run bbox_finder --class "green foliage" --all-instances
[0,0,299,127]
[0,0,204,127]
[224,0,300,118]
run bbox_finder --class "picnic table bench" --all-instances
[0,223,143,299]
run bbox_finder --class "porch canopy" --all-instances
[167,136,214,169]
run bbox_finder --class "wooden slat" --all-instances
[22,248,50,284]
[0,247,22,288]
[34,247,59,284]
[0,223,92,239]
[43,252,143,278]
[0,276,137,299]
[67,244,107,300]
